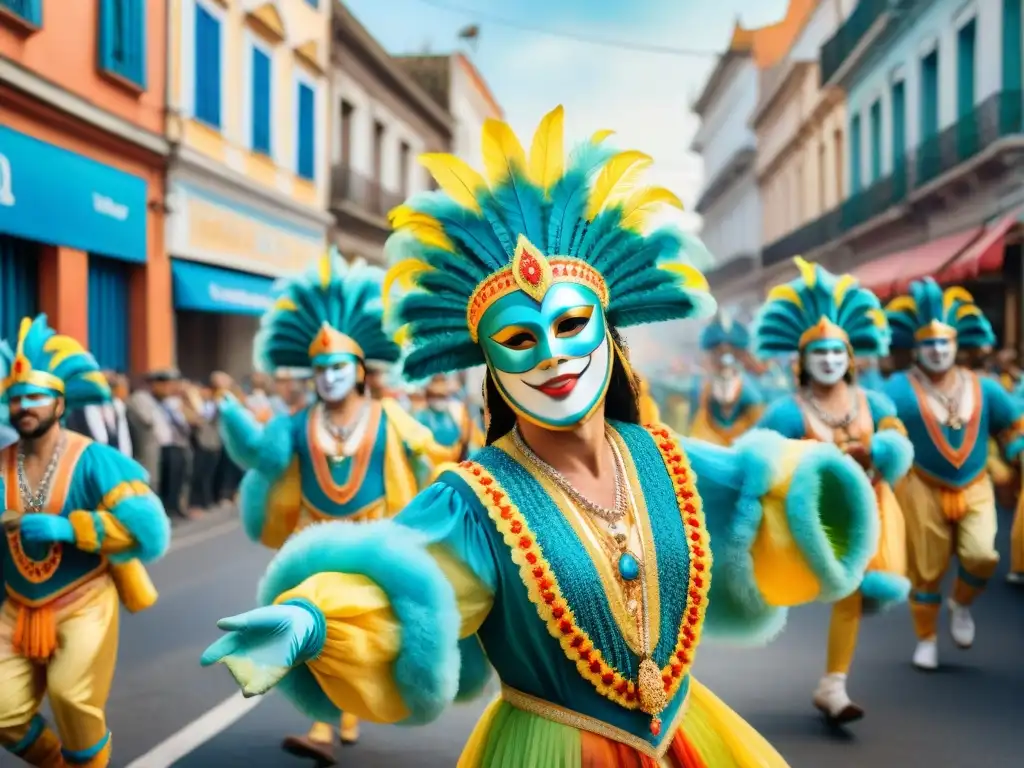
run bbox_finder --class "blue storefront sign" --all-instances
[172,258,277,316]
[0,125,147,263]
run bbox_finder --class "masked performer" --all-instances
[754,259,912,724]
[884,279,1024,670]
[418,374,486,463]
[0,315,169,768]
[200,106,879,767]
[215,255,446,764]
[688,315,763,445]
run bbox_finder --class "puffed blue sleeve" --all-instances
[682,429,877,645]
[864,389,914,486]
[981,375,1024,460]
[757,396,807,439]
[219,395,295,477]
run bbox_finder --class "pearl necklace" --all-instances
[800,388,859,430]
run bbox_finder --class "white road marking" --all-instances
[168,519,240,553]
[124,691,265,768]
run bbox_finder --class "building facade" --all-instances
[0,0,170,373]
[329,4,452,264]
[754,0,854,288]
[165,0,333,379]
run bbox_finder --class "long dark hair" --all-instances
[484,326,640,445]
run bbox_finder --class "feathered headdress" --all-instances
[254,250,400,372]
[754,258,890,358]
[0,315,111,407]
[382,105,716,380]
[885,277,995,350]
[699,312,751,351]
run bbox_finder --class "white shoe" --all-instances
[947,598,975,649]
[913,639,938,670]
[1007,572,1024,585]
[812,673,864,724]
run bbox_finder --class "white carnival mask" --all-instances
[917,338,958,374]
[804,341,849,386]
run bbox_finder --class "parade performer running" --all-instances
[754,259,912,724]
[688,315,763,445]
[200,106,880,767]
[216,254,449,765]
[0,315,170,768]
[884,279,1024,670]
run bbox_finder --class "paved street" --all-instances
[10,506,1024,767]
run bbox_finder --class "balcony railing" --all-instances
[331,164,406,220]
[761,90,1024,268]
[820,0,889,85]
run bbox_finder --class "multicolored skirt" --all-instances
[457,677,789,768]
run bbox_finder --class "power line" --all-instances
[411,0,722,58]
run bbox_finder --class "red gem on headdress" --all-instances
[13,360,22,373]
[519,253,542,286]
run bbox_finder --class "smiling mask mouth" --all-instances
[524,356,593,399]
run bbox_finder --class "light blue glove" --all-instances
[200,600,326,697]
[19,514,75,544]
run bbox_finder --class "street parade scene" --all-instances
[1,0,1023,766]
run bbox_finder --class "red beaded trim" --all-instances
[452,424,709,714]
[6,529,62,583]
[466,258,610,342]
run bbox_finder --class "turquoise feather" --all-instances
[885,277,995,350]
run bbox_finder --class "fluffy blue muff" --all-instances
[454,635,493,702]
[870,429,914,486]
[860,570,911,611]
[237,470,271,545]
[258,520,461,726]
[217,396,265,470]
[108,494,171,564]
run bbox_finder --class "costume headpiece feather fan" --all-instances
[699,312,751,351]
[383,105,716,380]
[884,277,994,350]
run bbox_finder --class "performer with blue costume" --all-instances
[416,374,485,466]
[754,259,912,725]
[0,315,170,768]
[884,279,1024,670]
[688,315,763,445]
[200,106,880,767]
[215,253,448,764]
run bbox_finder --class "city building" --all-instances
[753,0,854,288]
[329,3,453,264]
[0,0,170,373]
[165,0,334,378]
[396,52,504,162]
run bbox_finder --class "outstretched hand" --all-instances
[200,603,323,697]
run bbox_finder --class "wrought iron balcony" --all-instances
[330,164,406,221]
[761,208,843,269]
[819,0,890,86]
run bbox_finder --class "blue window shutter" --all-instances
[88,256,130,373]
[194,4,222,128]
[958,20,977,117]
[921,51,940,138]
[297,83,315,179]
[850,114,862,193]
[1,0,43,26]
[869,100,882,182]
[891,81,906,162]
[1004,0,1023,91]
[251,47,272,154]
[0,235,40,345]
[96,0,146,88]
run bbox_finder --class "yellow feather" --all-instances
[868,308,887,328]
[527,106,565,192]
[956,304,982,320]
[418,154,487,212]
[833,274,857,305]
[793,256,817,287]
[620,187,684,232]
[274,297,297,311]
[481,119,527,185]
[766,284,803,308]
[15,318,31,357]
[390,206,441,231]
[591,129,615,144]
[83,371,110,388]
[943,286,975,312]
[393,324,412,346]
[585,151,653,220]
[405,222,454,252]
[660,263,709,293]
[885,296,917,313]
[44,336,86,370]
[382,258,431,311]
[318,251,332,287]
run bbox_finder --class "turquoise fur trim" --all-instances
[454,635,493,702]
[870,429,914,486]
[757,396,807,439]
[61,731,110,763]
[217,396,267,470]
[780,437,878,603]
[254,251,400,371]
[9,714,45,754]
[859,571,910,610]
[0,315,110,408]
[258,520,461,726]
[957,565,988,588]
[700,314,750,351]
[238,470,272,544]
[106,493,171,564]
[911,591,942,604]
[282,598,328,661]
[886,277,995,350]
[754,262,889,358]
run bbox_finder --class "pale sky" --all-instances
[344,0,790,235]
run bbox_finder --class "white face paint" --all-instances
[917,338,958,374]
[804,343,850,386]
[314,361,357,403]
[709,352,740,403]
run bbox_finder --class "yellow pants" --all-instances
[0,578,119,767]
[896,472,999,640]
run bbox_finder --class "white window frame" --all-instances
[953,1,979,32]
[293,68,322,181]
[182,0,227,127]
[242,32,275,157]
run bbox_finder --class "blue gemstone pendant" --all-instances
[618,552,640,581]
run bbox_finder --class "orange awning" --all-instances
[851,226,984,301]
[936,208,1023,285]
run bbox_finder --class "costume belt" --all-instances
[913,469,987,522]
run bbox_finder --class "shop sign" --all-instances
[0,125,147,262]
